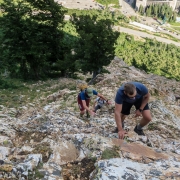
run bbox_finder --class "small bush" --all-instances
[101,146,120,159]
[95,0,119,6]
[0,78,21,89]
[28,162,44,179]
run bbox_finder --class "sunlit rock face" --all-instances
[0,59,180,179]
[90,158,180,180]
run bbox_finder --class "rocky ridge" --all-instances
[0,59,180,179]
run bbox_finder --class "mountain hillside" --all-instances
[0,58,180,179]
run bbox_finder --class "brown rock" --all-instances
[164,170,180,178]
[120,142,168,160]
[67,163,72,167]
[0,164,13,172]
[69,175,75,180]
[122,151,144,162]
[112,138,124,146]
[50,141,79,165]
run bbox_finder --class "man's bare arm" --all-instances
[115,103,123,131]
[115,103,127,139]
[82,100,94,115]
[97,93,111,104]
[97,93,108,101]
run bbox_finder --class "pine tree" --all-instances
[0,0,67,79]
[70,10,120,81]
[154,5,158,17]
[146,7,151,17]
[139,5,144,15]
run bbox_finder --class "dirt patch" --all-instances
[13,131,49,146]
[62,157,96,180]
[148,122,180,139]
[32,142,52,162]
[134,35,146,42]
[15,142,52,163]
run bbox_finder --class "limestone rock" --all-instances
[49,141,79,165]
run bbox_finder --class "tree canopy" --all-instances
[0,2,119,80]
[139,3,177,22]
[115,33,180,80]
[70,10,120,79]
[0,1,180,82]
[0,0,66,79]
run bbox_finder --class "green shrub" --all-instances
[101,146,120,159]
[95,0,119,6]
[0,77,24,89]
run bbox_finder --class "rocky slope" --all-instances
[0,58,180,180]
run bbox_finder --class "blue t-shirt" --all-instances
[115,82,148,104]
[79,90,98,100]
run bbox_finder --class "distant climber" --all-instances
[93,97,109,113]
[78,84,110,118]
[114,82,152,139]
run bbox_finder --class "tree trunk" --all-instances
[34,68,39,80]
[60,70,66,77]
[88,68,101,85]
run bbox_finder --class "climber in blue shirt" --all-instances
[78,88,110,118]
[114,82,152,139]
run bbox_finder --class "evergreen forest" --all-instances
[138,3,177,22]
[0,0,180,90]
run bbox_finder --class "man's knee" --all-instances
[145,116,152,123]
[142,111,152,123]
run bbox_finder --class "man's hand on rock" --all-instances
[118,129,127,139]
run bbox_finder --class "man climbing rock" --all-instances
[114,82,152,139]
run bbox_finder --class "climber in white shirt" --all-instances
[93,97,109,113]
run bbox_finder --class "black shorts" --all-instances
[121,98,149,115]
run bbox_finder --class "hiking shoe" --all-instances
[86,112,90,118]
[134,125,145,136]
